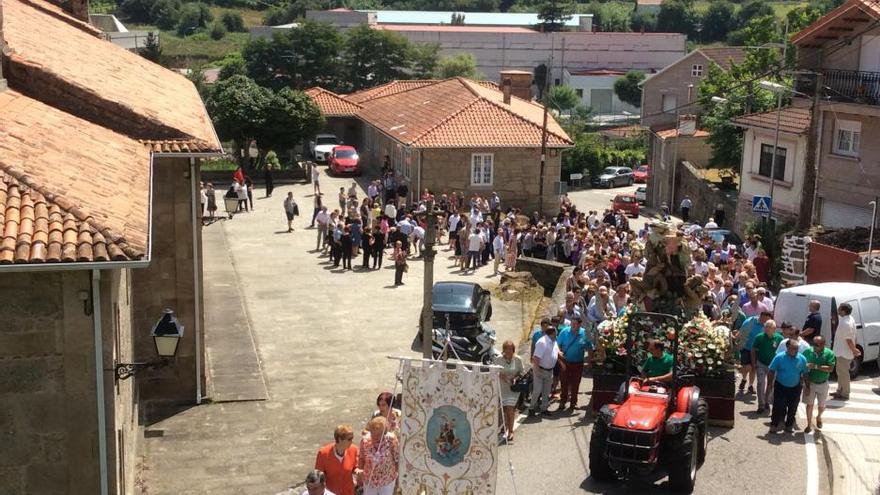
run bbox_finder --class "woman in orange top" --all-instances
[314,425,358,495]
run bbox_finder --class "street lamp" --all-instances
[710,96,729,104]
[114,308,184,381]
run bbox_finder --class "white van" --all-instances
[774,283,880,378]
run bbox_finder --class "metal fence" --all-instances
[822,69,880,104]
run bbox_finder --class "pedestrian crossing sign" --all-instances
[752,195,772,215]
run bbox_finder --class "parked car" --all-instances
[633,164,650,183]
[309,133,341,163]
[611,193,640,217]
[426,282,493,337]
[328,145,361,175]
[635,186,647,204]
[591,166,634,188]
[774,283,880,378]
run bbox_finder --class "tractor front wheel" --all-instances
[696,399,708,465]
[668,423,698,493]
[589,420,616,482]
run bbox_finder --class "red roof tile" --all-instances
[305,87,363,117]
[697,47,748,71]
[0,90,150,263]
[732,107,812,135]
[792,0,880,45]
[2,0,221,150]
[355,78,571,148]
[345,80,440,104]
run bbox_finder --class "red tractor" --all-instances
[589,312,709,493]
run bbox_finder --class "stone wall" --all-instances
[647,133,712,209]
[132,157,205,416]
[674,161,738,229]
[514,257,571,296]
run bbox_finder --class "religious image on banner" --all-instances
[398,361,500,495]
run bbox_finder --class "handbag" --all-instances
[510,369,532,393]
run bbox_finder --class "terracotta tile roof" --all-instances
[345,80,440,104]
[792,0,880,45]
[2,0,221,151]
[356,78,571,148]
[0,90,150,264]
[732,107,812,135]
[698,47,748,71]
[656,128,710,139]
[141,139,223,153]
[567,68,627,77]
[305,87,363,117]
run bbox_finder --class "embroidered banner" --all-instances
[398,361,500,495]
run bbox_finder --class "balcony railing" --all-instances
[819,69,880,105]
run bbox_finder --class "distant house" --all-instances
[636,0,664,14]
[0,0,222,493]
[88,13,157,52]
[308,74,572,212]
[563,68,639,117]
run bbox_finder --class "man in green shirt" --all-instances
[802,336,836,434]
[642,340,674,383]
[751,320,783,413]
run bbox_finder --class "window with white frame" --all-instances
[692,64,703,77]
[833,119,861,157]
[471,153,493,186]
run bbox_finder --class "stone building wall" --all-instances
[0,269,140,495]
[131,157,205,416]
[673,160,738,229]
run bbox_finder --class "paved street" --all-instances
[139,172,865,495]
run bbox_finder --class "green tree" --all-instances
[263,0,323,25]
[176,2,213,36]
[343,24,411,91]
[702,0,735,42]
[119,0,154,23]
[221,11,247,32]
[209,21,227,40]
[139,31,162,63]
[545,85,579,116]
[630,9,658,32]
[206,75,274,166]
[242,21,344,90]
[534,64,548,98]
[253,88,324,167]
[736,0,774,29]
[435,53,480,79]
[409,43,440,79]
[596,2,632,32]
[786,5,824,32]
[150,0,182,31]
[538,0,575,32]
[450,12,465,25]
[217,53,247,81]
[613,70,645,108]
[656,0,698,37]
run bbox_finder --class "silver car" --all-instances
[591,166,634,188]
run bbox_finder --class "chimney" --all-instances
[678,114,697,136]
[499,70,533,101]
[0,0,6,93]
[502,77,511,105]
[52,0,90,23]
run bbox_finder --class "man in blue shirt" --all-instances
[734,311,771,394]
[556,316,593,411]
[767,339,808,433]
[800,300,822,345]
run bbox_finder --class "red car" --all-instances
[633,164,650,183]
[328,145,361,175]
[612,193,640,218]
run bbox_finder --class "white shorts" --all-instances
[803,381,830,407]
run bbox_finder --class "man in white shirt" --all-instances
[467,227,484,271]
[300,469,335,495]
[625,255,646,280]
[757,287,775,312]
[530,326,563,417]
[680,196,693,222]
[775,323,811,355]
[384,202,397,222]
[832,303,860,400]
[705,217,718,229]
[411,224,425,257]
[314,207,330,252]
[492,228,505,274]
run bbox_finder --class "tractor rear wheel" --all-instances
[696,399,709,465]
[668,423,698,493]
[589,420,616,482]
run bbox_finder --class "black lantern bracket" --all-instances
[113,359,171,381]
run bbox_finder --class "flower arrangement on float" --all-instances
[595,305,735,377]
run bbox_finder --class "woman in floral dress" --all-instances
[504,227,518,271]
[356,416,399,495]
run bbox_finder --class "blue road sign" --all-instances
[752,195,772,215]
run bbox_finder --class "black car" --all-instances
[429,282,493,337]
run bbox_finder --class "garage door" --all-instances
[819,199,873,228]
[591,89,613,114]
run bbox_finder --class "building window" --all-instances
[833,119,861,157]
[661,94,677,113]
[692,64,703,77]
[575,89,583,98]
[759,143,786,181]
[471,153,493,186]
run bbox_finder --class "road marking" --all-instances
[825,399,880,411]
[849,382,880,392]
[513,413,526,432]
[815,423,880,436]
[812,409,880,422]
[805,430,819,495]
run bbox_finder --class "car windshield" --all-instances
[601,167,617,175]
[637,166,648,172]
[335,150,357,158]
[616,196,635,203]
[316,136,337,145]
[433,287,472,308]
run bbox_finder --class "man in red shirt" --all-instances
[314,425,358,495]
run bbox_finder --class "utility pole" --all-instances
[538,38,554,214]
[767,20,789,223]
[421,198,438,358]
[798,72,824,230]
